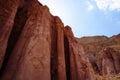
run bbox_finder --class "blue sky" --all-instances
[39,0,120,37]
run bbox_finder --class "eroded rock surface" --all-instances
[1,0,120,79]
[77,34,120,76]
[0,0,18,69]
[96,47,120,75]
[64,26,95,80]
[0,0,95,80]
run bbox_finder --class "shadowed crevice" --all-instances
[92,62,100,74]
[64,35,71,80]
[50,20,58,80]
[0,7,28,77]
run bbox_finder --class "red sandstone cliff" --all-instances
[0,0,95,80]
[77,34,120,79]
[1,0,120,80]
[96,47,120,75]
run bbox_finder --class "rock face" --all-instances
[0,0,95,80]
[96,47,120,75]
[77,34,120,55]
[77,34,120,77]
[0,0,18,69]
[64,26,95,80]
[1,0,120,79]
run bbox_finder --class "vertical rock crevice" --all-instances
[64,35,71,80]
[50,16,67,80]
[50,19,58,80]
[0,0,18,69]
[0,6,28,77]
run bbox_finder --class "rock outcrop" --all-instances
[64,26,95,80]
[77,34,120,55]
[96,47,120,75]
[0,0,18,69]
[77,34,120,77]
[1,0,120,80]
[0,0,95,80]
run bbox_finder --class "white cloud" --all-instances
[109,0,120,11]
[94,0,120,11]
[87,1,94,11]
[88,4,94,11]
[94,0,110,10]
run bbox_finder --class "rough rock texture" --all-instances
[0,0,95,80]
[77,34,120,76]
[96,47,120,75]
[0,0,18,69]
[1,0,120,79]
[76,36,108,55]
[64,26,95,80]
[77,34,120,54]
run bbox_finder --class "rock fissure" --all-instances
[50,19,58,80]
[0,5,28,76]
[64,35,71,80]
